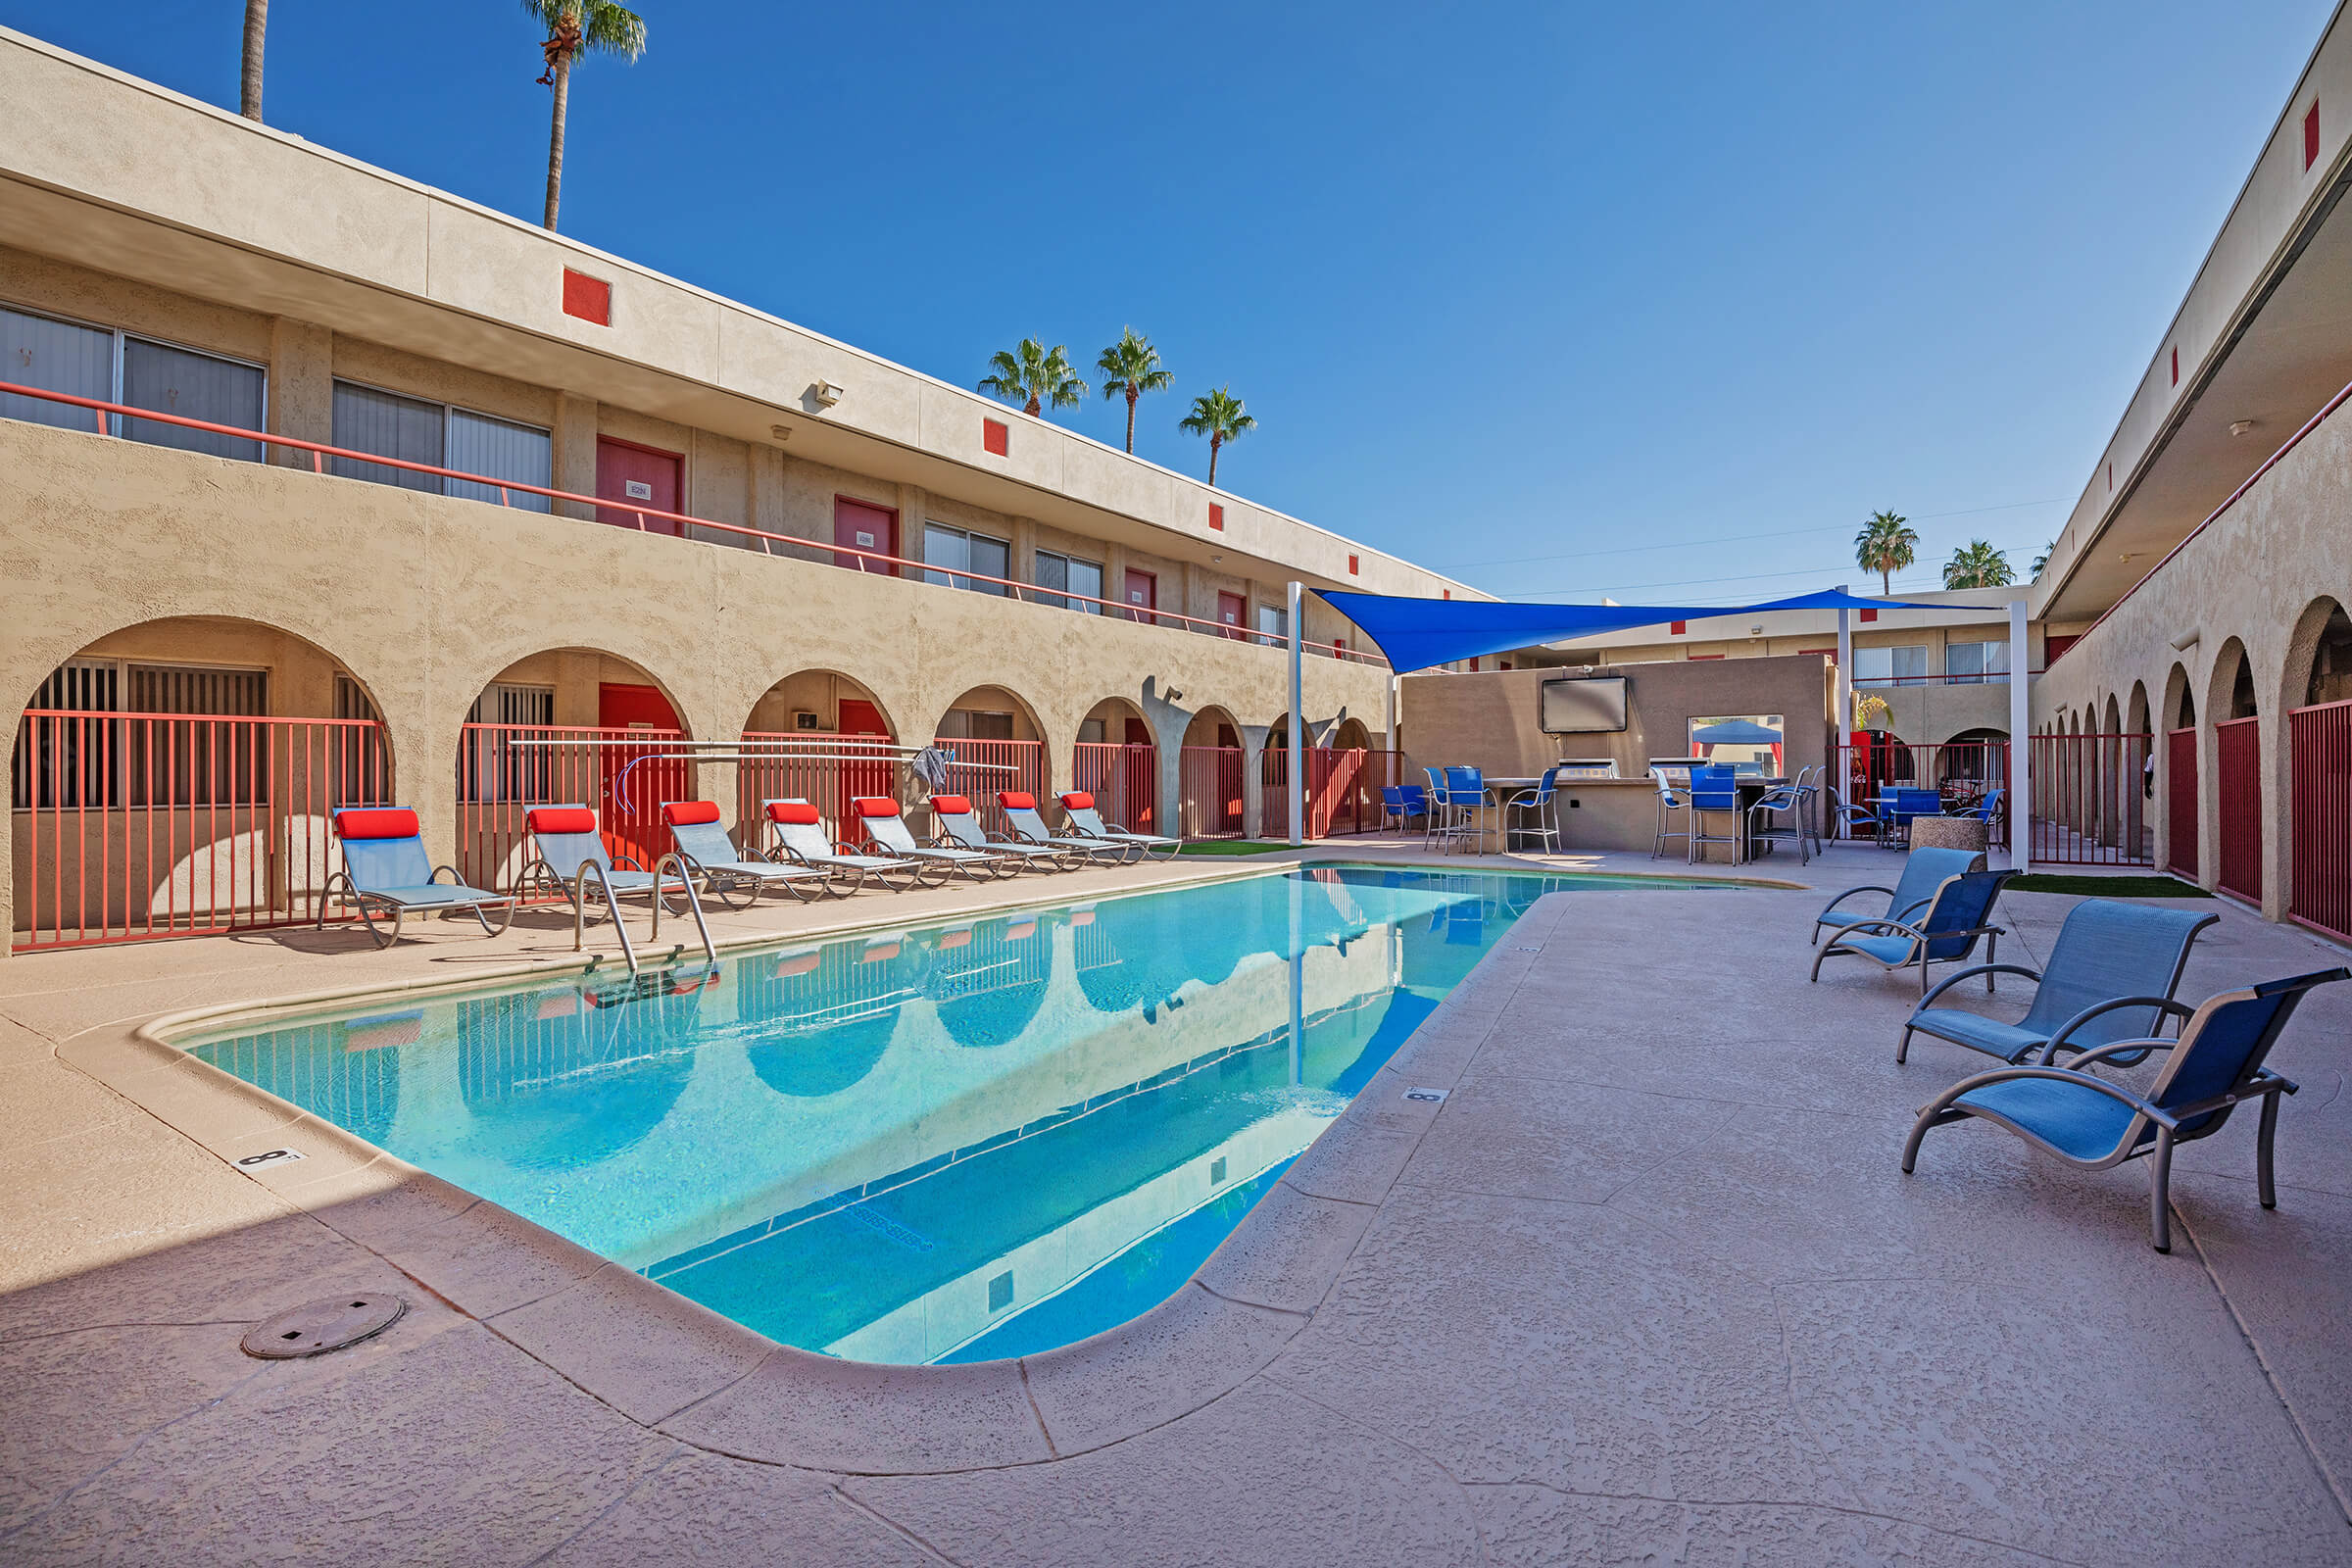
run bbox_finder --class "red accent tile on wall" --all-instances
[2171,347,2180,386]
[1669,620,1687,635]
[2308,102,2322,171]
[1348,555,1359,575]
[983,418,1008,456]
[1859,609,1879,623]
[1208,503,1224,531]
[1442,589,1451,600]
[562,269,611,325]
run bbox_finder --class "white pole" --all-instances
[2009,597,2031,871]
[1835,593,1852,840]
[1288,580,1305,847]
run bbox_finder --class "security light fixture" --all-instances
[1164,689,1185,703]
[2229,419,2259,437]
[811,380,845,409]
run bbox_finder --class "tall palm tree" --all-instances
[525,0,647,231]
[1180,387,1255,488]
[1096,328,1172,453]
[1942,539,2016,589]
[2032,539,2056,576]
[978,339,1088,418]
[239,0,268,121]
[1853,510,1918,595]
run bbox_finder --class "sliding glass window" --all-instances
[329,380,551,512]
[0,305,265,461]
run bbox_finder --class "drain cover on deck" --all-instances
[241,1294,406,1359]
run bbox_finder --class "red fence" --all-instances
[1070,744,1158,834]
[1179,747,1246,839]
[2166,728,2199,877]
[2289,700,2352,941]
[1258,747,1371,839]
[1835,740,2010,844]
[2215,716,2263,903]
[2027,733,2151,866]
[929,738,1048,836]
[11,710,390,950]
[734,733,899,848]
[455,723,686,893]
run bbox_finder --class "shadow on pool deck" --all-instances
[1,843,2349,1563]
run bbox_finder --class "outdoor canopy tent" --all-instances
[1311,587,1944,676]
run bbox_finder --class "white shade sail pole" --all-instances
[2009,598,2032,871]
[1289,580,1304,847]
[1835,593,1852,840]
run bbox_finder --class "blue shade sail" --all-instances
[1312,587,1951,674]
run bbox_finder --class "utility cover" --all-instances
[241,1294,406,1359]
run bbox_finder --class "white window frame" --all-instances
[1942,640,2011,684]
[1853,644,1928,687]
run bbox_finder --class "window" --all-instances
[938,709,1015,741]
[1943,641,2010,684]
[1853,645,1927,686]
[1,306,265,462]
[1033,549,1102,613]
[1256,604,1288,648]
[12,658,270,808]
[330,381,551,512]
[922,523,1009,594]
[462,683,557,803]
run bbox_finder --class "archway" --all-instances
[741,670,899,838]
[10,615,397,949]
[932,917,1053,1049]
[1076,697,1160,832]
[2281,598,2352,936]
[1179,706,1245,838]
[932,684,1049,829]
[2205,637,2262,902]
[2162,663,2199,877]
[2283,598,2352,710]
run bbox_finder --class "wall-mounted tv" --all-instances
[1541,676,1629,734]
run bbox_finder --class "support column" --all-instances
[266,318,333,468]
[2009,600,2031,871]
[553,393,598,521]
[1288,581,1304,846]
[1835,598,1852,838]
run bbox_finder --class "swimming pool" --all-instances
[186,864,1735,1363]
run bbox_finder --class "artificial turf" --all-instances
[1175,840,1297,857]
[2006,874,2212,898]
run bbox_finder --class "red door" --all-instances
[597,682,683,866]
[1124,569,1156,624]
[596,438,683,534]
[835,498,899,573]
[838,698,895,814]
[1218,591,1246,640]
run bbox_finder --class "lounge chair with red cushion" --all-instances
[849,796,1004,884]
[320,807,515,947]
[1059,791,1181,861]
[662,800,828,906]
[758,799,920,892]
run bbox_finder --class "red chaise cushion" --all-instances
[1061,792,1096,810]
[853,797,901,818]
[930,795,972,813]
[766,802,821,826]
[999,792,1037,810]
[662,800,723,826]
[527,807,599,834]
[336,808,418,841]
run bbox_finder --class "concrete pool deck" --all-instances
[2,842,2348,1564]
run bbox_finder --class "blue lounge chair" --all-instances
[319,808,514,947]
[1903,967,2350,1251]
[1809,866,2017,997]
[999,791,1135,863]
[519,806,713,973]
[1897,900,2219,1064]
[662,800,829,906]
[1812,846,1982,947]
[930,794,1076,872]
[760,799,921,891]
[1060,790,1181,860]
[852,796,1004,883]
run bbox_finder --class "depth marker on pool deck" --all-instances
[1402,1088,1449,1104]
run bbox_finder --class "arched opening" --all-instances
[741,670,899,842]
[2207,638,2262,902]
[1075,697,1160,833]
[1179,706,1245,839]
[2283,598,2352,937]
[932,685,1048,830]
[11,615,395,949]
[1937,727,2007,788]
[2162,663,2199,877]
[455,648,690,889]
[2287,599,2352,710]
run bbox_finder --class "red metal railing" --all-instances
[11,710,389,950]
[931,738,1049,836]
[1071,743,1159,834]
[2288,700,2352,942]
[2166,727,2199,877]
[2027,733,2152,866]
[1258,747,1370,839]
[0,378,1388,666]
[2215,715,2263,903]
[454,723,687,894]
[1179,746,1246,839]
[1835,740,2010,843]
[734,733,899,848]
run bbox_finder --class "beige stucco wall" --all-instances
[0,420,1392,947]
[2034,391,2352,921]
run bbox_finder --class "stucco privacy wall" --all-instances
[0,421,1391,945]
[2034,390,2352,920]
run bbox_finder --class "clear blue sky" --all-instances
[7,1,2334,602]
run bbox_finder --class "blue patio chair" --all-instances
[1382,784,1430,835]
[1746,779,1807,863]
[1947,786,2008,849]
[1422,766,1466,852]
[1822,782,1884,844]
[1498,766,1561,855]
[1060,791,1182,860]
[1812,845,1981,947]
[1898,900,2220,1065]
[1903,967,2351,1251]
[1443,766,1490,856]
[1809,866,2017,997]
[1687,765,1743,865]
[931,794,1078,872]
[662,800,830,907]
[1649,767,1690,859]
[999,791,1136,863]
[1879,787,1944,849]
[319,807,515,948]
[519,805,714,974]
[852,796,1005,883]
[760,798,923,891]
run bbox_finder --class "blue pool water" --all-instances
[186,865,1732,1363]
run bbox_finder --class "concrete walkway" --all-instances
[2,844,2348,1564]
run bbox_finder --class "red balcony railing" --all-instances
[734,734,900,848]
[930,739,1050,836]
[2027,732,2152,866]
[1071,743,1159,834]
[11,710,389,950]
[0,378,1387,666]
[2288,700,2352,942]
[2215,715,2263,903]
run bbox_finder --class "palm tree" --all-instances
[525,0,648,231]
[1942,539,2016,589]
[2032,539,2056,576]
[240,0,268,121]
[1096,328,1172,453]
[978,339,1088,418]
[1180,387,1255,488]
[1853,510,1918,595]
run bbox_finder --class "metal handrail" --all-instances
[0,377,1387,666]
[649,852,719,968]
[570,859,640,975]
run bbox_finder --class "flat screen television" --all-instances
[1541,676,1629,734]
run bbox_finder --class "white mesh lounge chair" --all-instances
[998,791,1135,863]
[662,800,829,906]
[516,805,714,974]
[930,794,1078,872]
[319,807,515,947]
[851,796,1004,883]
[1058,790,1180,861]
[758,799,919,892]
